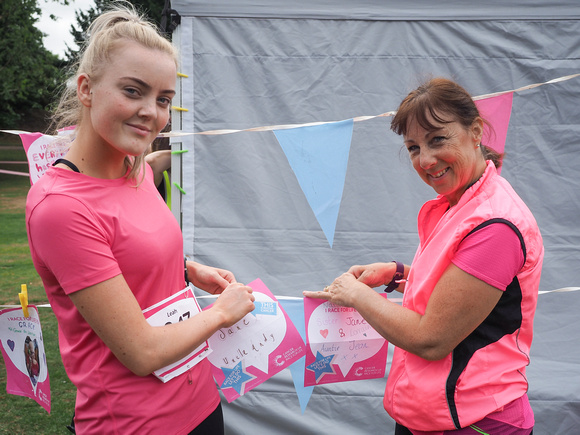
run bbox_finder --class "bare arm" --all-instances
[186,260,236,295]
[145,150,171,187]
[348,261,410,293]
[304,263,502,361]
[69,274,255,376]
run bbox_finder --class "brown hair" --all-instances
[391,77,504,168]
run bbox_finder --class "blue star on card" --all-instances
[306,351,336,383]
[220,361,256,395]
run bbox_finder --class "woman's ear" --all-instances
[471,117,484,144]
[77,73,92,107]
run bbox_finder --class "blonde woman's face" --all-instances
[84,40,176,158]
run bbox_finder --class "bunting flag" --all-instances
[474,92,513,160]
[0,306,51,412]
[279,298,315,413]
[1,128,74,184]
[303,297,389,387]
[274,119,354,248]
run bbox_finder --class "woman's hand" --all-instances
[211,282,256,328]
[303,272,375,308]
[348,262,393,287]
[186,261,236,294]
[349,262,408,293]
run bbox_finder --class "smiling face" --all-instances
[404,111,486,207]
[79,40,176,160]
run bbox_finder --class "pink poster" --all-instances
[205,279,306,402]
[304,297,389,386]
[0,306,51,412]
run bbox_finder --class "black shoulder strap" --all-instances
[53,158,80,173]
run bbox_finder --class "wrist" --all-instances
[184,258,190,285]
[210,303,232,329]
[384,261,404,293]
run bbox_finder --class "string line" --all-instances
[2,286,579,309]
[159,73,580,138]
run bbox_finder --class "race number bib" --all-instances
[142,285,212,383]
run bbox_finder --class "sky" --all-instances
[35,0,95,58]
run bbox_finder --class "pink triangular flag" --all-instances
[474,92,513,155]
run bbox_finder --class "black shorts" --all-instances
[188,403,224,435]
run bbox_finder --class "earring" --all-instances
[475,143,481,148]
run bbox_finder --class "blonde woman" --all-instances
[26,4,255,433]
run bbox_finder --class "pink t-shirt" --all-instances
[26,165,219,434]
[453,222,525,291]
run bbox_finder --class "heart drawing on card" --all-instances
[7,339,15,351]
[319,329,329,339]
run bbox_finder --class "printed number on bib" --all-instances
[142,285,212,382]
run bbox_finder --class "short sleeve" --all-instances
[452,222,524,291]
[27,194,121,294]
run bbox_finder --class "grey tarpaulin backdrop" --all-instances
[167,1,580,433]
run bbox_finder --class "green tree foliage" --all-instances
[0,0,65,128]
[65,0,169,62]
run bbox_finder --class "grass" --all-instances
[0,137,77,434]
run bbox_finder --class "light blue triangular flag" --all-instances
[274,119,354,248]
[280,298,314,413]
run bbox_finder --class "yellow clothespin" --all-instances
[172,106,189,112]
[19,284,29,318]
[177,72,189,78]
